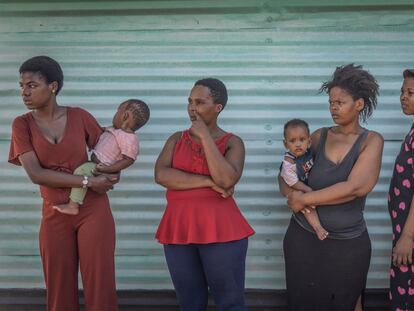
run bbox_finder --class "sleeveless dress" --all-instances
[388,123,414,311]
[155,130,255,244]
[283,127,371,311]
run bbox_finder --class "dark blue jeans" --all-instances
[164,238,248,311]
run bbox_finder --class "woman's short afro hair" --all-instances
[19,56,64,95]
[194,78,228,109]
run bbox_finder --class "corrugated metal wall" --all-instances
[1,0,413,290]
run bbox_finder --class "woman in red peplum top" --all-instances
[155,78,254,311]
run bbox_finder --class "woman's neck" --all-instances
[205,122,224,138]
[333,121,362,135]
[32,102,62,121]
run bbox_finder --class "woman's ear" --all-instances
[216,104,223,113]
[356,98,365,112]
[49,81,58,94]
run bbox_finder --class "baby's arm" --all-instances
[96,155,134,173]
[291,180,312,193]
[281,157,312,192]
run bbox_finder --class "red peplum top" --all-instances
[155,130,255,244]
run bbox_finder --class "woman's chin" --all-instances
[401,107,414,116]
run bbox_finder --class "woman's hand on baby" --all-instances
[392,233,413,267]
[287,190,307,213]
[297,188,315,213]
[211,184,234,198]
[89,174,119,194]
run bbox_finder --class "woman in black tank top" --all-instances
[279,64,384,311]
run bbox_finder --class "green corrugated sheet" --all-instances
[0,0,413,289]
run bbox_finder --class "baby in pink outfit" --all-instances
[54,99,150,215]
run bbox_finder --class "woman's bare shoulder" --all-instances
[227,133,244,144]
[365,130,384,146]
[170,131,183,139]
[366,130,384,140]
[164,131,183,145]
[310,128,323,149]
[360,130,384,154]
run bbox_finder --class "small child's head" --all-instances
[113,99,150,132]
[283,119,311,158]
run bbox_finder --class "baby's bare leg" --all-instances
[52,162,96,216]
[354,295,362,311]
[304,209,328,240]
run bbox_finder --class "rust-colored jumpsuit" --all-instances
[9,107,118,311]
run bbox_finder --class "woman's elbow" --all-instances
[216,181,234,189]
[27,172,42,185]
[350,183,375,197]
[214,175,238,189]
[21,162,44,185]
[154,171,163,185]
[154,169,169,186]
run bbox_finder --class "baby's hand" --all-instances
[95,163,110,173]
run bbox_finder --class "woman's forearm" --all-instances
[155,167,213,190]
[401,196,414,239]
[200,135,242,188]
[26,167,84,188]
[302,181,358,206]
[19,152,84,188]
[323,194,358,205]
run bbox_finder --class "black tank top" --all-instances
[293,127,369,239]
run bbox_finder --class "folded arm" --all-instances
[154,132,215,190]
[287,132,384,212]
[200,134,245,189]
[18,151,118,193]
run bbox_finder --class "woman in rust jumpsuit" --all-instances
[8,56,119,311]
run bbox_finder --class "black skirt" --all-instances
[283,218,371,311]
